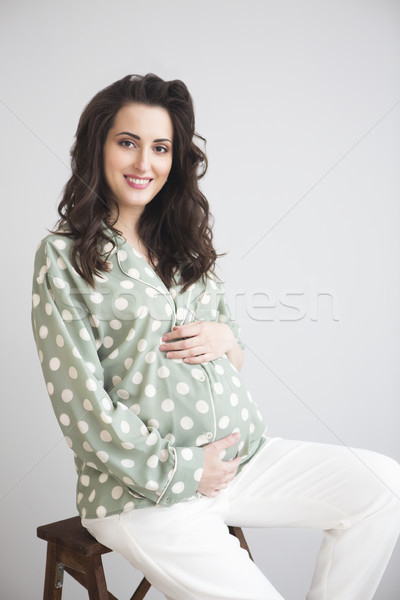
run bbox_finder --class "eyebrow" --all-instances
[116,131,172,143]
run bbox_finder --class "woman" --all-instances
[32,73,400,600]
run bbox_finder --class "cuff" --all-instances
[156,446,204,507]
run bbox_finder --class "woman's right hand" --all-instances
[197,432,242,497]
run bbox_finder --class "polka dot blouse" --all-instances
[31,231,267,519]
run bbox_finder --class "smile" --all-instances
[124,176,153,189]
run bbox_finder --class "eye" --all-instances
[119,139,136,148]
[154,145,169,154]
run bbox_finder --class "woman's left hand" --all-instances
[159,321,235,364]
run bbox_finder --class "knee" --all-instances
[359,449,400,504]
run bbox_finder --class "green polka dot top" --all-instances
[31,230,267,519]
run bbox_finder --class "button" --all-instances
[191,368,207,382]
[205,432,213,440]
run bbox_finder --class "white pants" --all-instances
[82,438,400,600]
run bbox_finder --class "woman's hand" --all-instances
[159,321,236,364]
[197,432,242,497]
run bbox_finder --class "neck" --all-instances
[111,209,155,266]
[112,207,142,246]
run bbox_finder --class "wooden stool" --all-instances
[37,515,253,600]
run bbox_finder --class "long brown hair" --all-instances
[56,74,219,291]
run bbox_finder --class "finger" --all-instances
[159,337,200,352]
[183,353,213,364]
[222,459,241,478]
[163,347,208,361]
[224,456,242,471]
[172,322,202,336]
[214,432,240,451]
[227,457,242,475]
[198,489,219,498]
[162,322,201,342]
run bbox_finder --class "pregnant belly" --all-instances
[108,352,266,462]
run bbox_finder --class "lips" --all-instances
[124,175,153,189]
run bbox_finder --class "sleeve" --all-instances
[216,281,246,350]
[31,238,204,507]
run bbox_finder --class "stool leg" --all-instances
[42,542,63,600]
[228,526,254,561]
[84,555,111,600]
[129,576,152,600]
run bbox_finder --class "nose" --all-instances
[134,148,150,174]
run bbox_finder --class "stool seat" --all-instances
[37,515,112,556]
[37,515,253,599]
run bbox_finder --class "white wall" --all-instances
[1,0,399,598]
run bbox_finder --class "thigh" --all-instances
[83,495,284,600]
[226,437,400,529]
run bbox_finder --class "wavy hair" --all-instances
[55,73,219,290]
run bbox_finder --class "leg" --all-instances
[43,542,63,600]
[226,437,400,600]
[83,496,285,600]
[84,555,112,600]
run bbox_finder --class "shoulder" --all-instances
[33,231,79,286]
[203,269,223,288]
[34,231,72,269]
[35,230,74,255]
[34,231,74,261]
[204,270,225,297]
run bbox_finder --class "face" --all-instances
[103,102,173,216]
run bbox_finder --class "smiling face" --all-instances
[103,102,174,220]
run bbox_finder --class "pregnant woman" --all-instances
[32,73,400,599]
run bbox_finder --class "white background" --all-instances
[1,0,399,598]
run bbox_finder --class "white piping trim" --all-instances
[156,446,178,504]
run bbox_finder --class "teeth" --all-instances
[126,177,150,184]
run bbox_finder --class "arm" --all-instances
[31,239,204,506]
[226,340,244,371]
